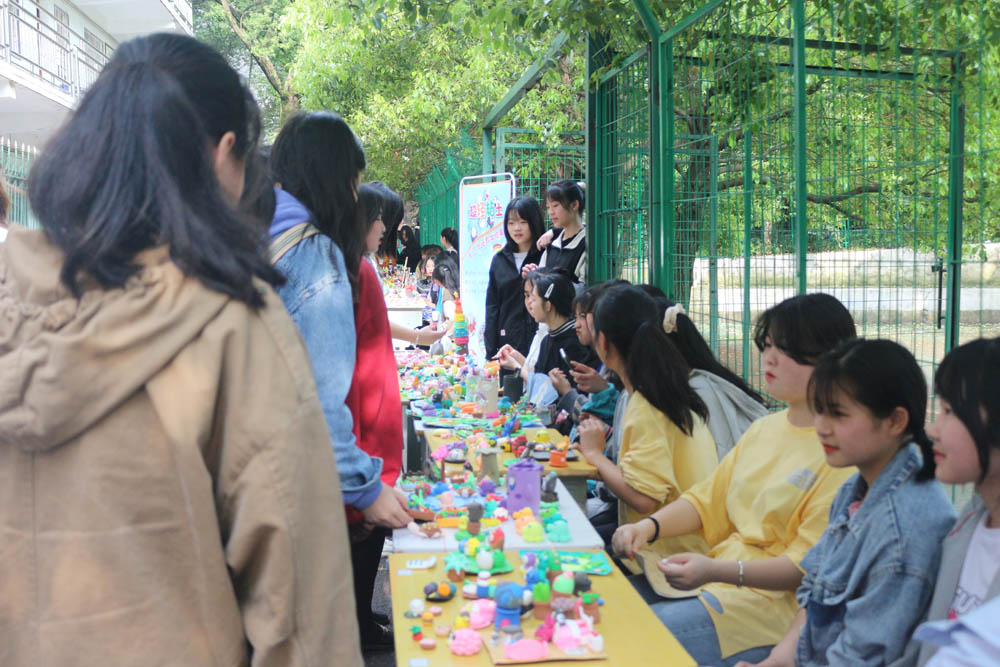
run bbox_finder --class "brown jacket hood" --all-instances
[0,226,229,452]
[0,226,362,666]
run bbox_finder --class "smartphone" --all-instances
[558,348,571,370]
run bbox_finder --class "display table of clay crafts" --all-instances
[387,549,694,666]
[422,428,598,510]
[392,478,603,553]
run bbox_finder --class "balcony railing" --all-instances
[0,0,109,103]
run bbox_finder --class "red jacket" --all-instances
[345,260,403,522]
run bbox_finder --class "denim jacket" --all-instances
[795,444,956,666]
[269,190,382,509]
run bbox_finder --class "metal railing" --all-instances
[0,0,109,102]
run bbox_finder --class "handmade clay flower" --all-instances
[449,628,483,656]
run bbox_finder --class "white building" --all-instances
[0,0,192,146]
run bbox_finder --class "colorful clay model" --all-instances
[405,598,426,618]
[540,471,559,502]
[421,610,435,625]
[419,637,437,650]
[494,582,526,630]
[545,520,572,543]
[425,581,457,602]
[506,459,543,516]
[444,551,466,583]
[452,296,470,354]
[434,624,451,637]
[504,638,550,661]
[521,520,546,543]
[467,502,484,536]
[464,537,481,557]
[573,572,593,596]
[410,625,423,641]
[532,580,552,619]
[467,599,497,629]
[582,592,601,623]
[449,628,483,656]
[551,572,576,600]
[489,528,506,551]
[476,571,492,598]
[475,548,495,571]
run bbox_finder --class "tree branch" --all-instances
[806,183,881,204]
[217,0,287,103]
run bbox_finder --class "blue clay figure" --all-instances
[546,520,572,543]
[493,583,524,631]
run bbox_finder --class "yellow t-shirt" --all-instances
[617,391,718,570]
[680,409,856,658]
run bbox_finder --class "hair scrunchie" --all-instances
[662,304,686,334]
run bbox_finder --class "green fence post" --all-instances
[587,35,603,283]
[945,53,966,352]
[792,0,808,294]
[632,0,664,292]
[742,127,753,381]
[482,128,494,174]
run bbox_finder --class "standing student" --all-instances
[0,33,362,665]
[576,284,718,548]
[909,338,1000,666]
[611,293,857,666]
[495,268,599,406]
[269,112,413,649]
[440,227,459,266]
[484,196,545,360]
[370,180,403,273]
[741,339,955,666]
[522,179,587,282]
[397,224,421,272]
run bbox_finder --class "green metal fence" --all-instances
[590,0,999,408]
[415,129,586,244]
[0,138,39,229]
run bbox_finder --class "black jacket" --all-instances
[540,227,586,282]
[535,320,600,390]
[484,245,542,359]
[398,245,421,272]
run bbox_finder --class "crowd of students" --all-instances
[1,32,997,667]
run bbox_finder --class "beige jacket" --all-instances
[0,227,362,666]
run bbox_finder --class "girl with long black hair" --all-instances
[484,196,545,360]
[0,33,361,664]
[269,112,412,649]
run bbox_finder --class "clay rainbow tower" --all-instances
[452,293,469,354]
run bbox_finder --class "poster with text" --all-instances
[459,175,515,364]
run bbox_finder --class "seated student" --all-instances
[495,268,598,407]
[640,285,769,459]
[908,338,1000,666]
[611,293,858,667]
[575,284,718,549]
[548,280,628,432]
[741,339,955,667]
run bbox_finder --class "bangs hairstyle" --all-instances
[934,337,1000,482]
[593,284,708,435]
[270,111,366,299]
[502,196,546,250]
[525,267,577,318]
[28,32,282,306]
[574,279,628,314]
[753,292,857,365]
[358,183,383,228]
[545,179,586,214]
[810,338,935,480]
[370,181,404,256]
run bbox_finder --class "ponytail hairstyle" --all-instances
[546,179,586,215]
[525,267,577,319]
[753,292,857,365]
[594,284,708,435]
[431,254,459,295]
[810,338,935,480]
[934,337,1000,483]
[652,297,765,405]
[270,111,367,300]
[27,32,283,306]
[502,196,546,251]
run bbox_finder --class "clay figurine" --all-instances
[532,580,552,619]
[404,598,426,618]
[540,471,559,502]
[425,581,457,602]
[493,582,525,630]
[449,628,483,656]
[467,502,484,536]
